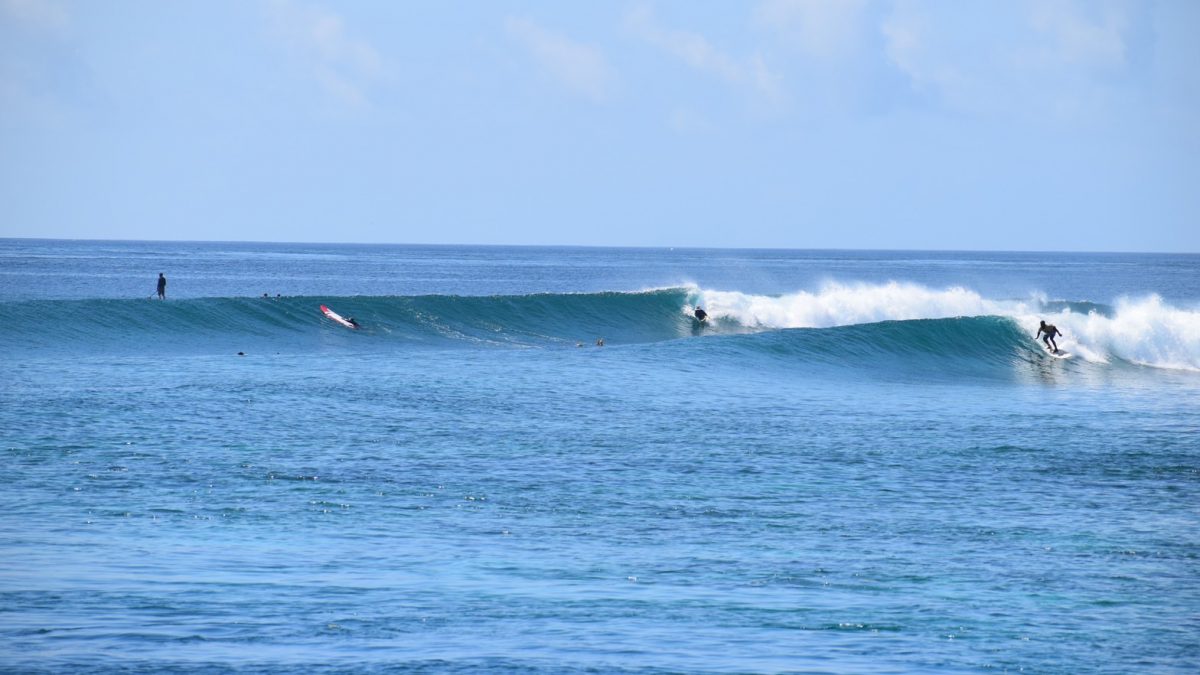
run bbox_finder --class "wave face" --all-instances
[1,290,697,354]
[4,283,1199,373]
[692,282,1200,373]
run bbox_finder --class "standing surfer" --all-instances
[1036,320,1062,353]
[156,273,167,300]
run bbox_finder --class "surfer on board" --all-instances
[156,273,167,300]
[1036,320,1062,353]
[694,307,708,322]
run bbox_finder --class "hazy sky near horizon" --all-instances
[2,0,1197,251]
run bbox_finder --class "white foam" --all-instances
[692,281,1028,328]
[688,282,1200,372]
[1034,295,1200,371]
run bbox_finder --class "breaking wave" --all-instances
[3,283,1197,372]
[690,282,1200,372]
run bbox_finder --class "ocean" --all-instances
[1,239,1197,673]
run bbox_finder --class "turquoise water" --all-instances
[1,240,1198,673]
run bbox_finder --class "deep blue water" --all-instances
[1,240,1198,673]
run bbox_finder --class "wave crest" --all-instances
[695,282,1004,329]
[691,282,1199,372]
[3,283,1197,372]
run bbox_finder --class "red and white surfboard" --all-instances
[320,305,358,330]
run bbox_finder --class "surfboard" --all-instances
[321,305,358,330]
[1044,346,1071,359]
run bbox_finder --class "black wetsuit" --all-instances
[157,274,166,300]
[1038,324,1061,351]
[694,308,708,322]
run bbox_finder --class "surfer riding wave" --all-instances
[1036,320,1062,353]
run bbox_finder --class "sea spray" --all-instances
[692,282,1200,372]
[5,283,1199,371]
[1054,295,1200,371]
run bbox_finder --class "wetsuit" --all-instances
[694,308,708,321]
[157,274,166,300]
[1038,324,1061,351]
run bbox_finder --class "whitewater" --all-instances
[691,281,1200,371]
[8,281,1197,373]
[1,240,1198,674]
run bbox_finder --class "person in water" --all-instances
[347,317,360,328]
[694,307,708,322]
[156,273,167,300]
[1036,320,1062,352]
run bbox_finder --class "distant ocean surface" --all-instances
[1,239,1198,674]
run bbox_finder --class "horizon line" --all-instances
[0,236,1195,256]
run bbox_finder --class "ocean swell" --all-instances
[3,283,1198,372]
[689,282,1200,372]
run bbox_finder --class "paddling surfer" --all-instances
[1036,320,1062,353]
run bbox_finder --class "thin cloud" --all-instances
[881,2,963,95]
[505,17,617,103]
[754,0,866,59]
[1,0,68,32]
[266,0,381,107]
[1025,1,1128,70]
[880,0,1140,121]
[626,6,782,101]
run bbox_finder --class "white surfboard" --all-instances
[320,304,358,330]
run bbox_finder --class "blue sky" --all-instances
[1,0,1197,251]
